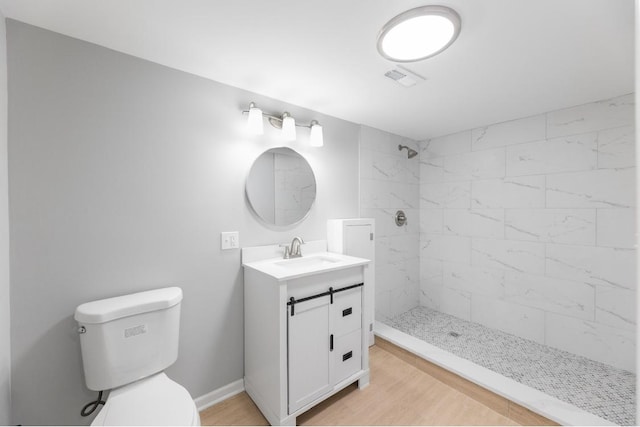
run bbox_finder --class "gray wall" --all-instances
[419,94,636,372]
[7,20,359,425]
[0,12,11,426]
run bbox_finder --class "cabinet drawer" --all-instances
[332,287,361,336]
[331,329,362,385]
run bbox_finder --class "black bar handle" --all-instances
[289,297,295,316]
[342,307,352,317]
[330,334,334,351]
[342,351,353,361]
[286,283,363,309]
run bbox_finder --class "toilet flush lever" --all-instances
[77,326,86,334]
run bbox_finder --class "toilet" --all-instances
[75,287,200,426]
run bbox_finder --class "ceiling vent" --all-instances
[384,65,426,88]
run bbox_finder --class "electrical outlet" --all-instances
[221,231,239,250]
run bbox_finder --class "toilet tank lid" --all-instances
[75,287,183,324]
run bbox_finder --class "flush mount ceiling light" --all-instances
[242,103,324,147]
[377,5,461,62]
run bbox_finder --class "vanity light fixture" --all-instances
[247,102,264,135]
[242,103,324,147]
[377,5,461,62]
[281,112,296,141]
[309,121,323,147]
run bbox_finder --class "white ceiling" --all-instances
[0,0,634,140]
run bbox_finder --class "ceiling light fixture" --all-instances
[242,103,324,147]
[377,5,461,63]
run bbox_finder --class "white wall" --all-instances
[419,94,636,371]
[359,126,420,321]
[0,11,11,427]
[7,21,359,425]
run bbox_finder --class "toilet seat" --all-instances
[91,372,200,426]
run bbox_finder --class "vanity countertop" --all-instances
[242,251,369,281]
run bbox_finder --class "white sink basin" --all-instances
[274,255,341,269]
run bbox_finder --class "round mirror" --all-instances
[246,147,317,227]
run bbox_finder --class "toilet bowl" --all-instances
[75,287,200,426]
[91,373,200,426]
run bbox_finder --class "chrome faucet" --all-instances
[283,236,304,259]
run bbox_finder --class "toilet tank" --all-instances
[75,287,183,391]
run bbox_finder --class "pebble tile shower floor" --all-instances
[388,307,635,426]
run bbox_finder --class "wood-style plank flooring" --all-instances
[200,345,519,426]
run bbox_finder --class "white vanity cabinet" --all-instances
[242,244,370,426]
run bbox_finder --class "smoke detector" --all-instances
[384,65,426,88]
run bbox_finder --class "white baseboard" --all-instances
[194,378,245,412]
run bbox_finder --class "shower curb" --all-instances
[375,321,614,426]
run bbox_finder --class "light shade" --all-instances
[282,112,296,141]
[377,6,461,62]
[309,121,323,147]
[247,102,264,135]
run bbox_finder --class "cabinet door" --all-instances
[344,224,375,345]
[287,296,332,414]
[344,224,373,259]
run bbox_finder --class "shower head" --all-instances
[398,144,418,159]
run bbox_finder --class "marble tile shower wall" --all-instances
[418,94,636,372]
[359,126,421,322]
